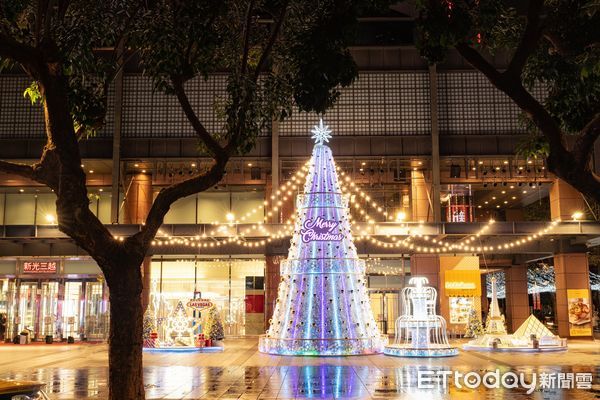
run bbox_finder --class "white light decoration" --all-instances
[384,277,458,357]
[463,276,567,352]
[310,118,332,145]
[259,121,387,356]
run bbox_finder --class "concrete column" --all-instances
[505,264,530,332]
[549,178,585,221]
[265,255,281,330]
[123,173,153,313]
[110,41,124,224]
[428,64,441,222]
[554,253,593,338]
[271,118,280,223]
[411,170,433,222]
[124,173,153,224]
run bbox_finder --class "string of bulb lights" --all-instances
[138,156,561,253]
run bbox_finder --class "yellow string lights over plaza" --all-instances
[140,153,560,253]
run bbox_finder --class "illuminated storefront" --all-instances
[149,257,266,337]
[0,259,109,342]
[440,259,482,334]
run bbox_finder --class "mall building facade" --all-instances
[0,21,599,342]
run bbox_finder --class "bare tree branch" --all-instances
[506,0,544,78]
[253,0,289,82]
[240,0,255,76]
[456,42,566,153]
[130,157,229,249]
[0,32,42,74]
[0,160,35,179]
[574,113,600,163]
[171,77,226,159]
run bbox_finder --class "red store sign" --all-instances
[23,261,58,274]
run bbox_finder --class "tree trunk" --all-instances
[106,263,145,400]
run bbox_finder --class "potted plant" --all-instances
[204,305,225,347]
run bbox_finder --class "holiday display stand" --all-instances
[464,276,567,352]
[259,120,387,356]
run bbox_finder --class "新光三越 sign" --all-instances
[23,261,57,274]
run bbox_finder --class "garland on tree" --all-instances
[204,305,225,341]
[463,307,484,338]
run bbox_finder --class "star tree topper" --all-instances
[311,118,332,145]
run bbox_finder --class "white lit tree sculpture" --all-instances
[259,120,387,356]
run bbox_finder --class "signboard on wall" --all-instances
[23,261,57,274]
[567,289,593,336]
[186,298,213,310]
[444,270,481,297]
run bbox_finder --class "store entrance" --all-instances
[6,278,108,342]
[369,290,401,335]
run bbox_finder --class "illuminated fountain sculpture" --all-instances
[384,277,458,357]
[258,120,387,356]
[464,275,567,352]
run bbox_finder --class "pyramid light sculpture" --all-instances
[258,120,387,356]
[384,277,458,357]
[464,276,567,352]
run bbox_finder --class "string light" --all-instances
[147,155,561,253]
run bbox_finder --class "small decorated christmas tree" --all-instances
[204,305,224,341]
[464,307,484,338]
[143,312,156,339]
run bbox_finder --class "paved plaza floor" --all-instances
[0,337,598,399]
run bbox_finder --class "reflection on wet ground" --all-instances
[2,364,599,399]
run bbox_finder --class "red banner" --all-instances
[23,261,57,274]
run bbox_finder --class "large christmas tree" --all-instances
[259,120,387,356]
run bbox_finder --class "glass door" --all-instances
[63,282,82,338]
[40,282,59,337]
[369,290,401,335]
[84,281,109,340]
[17,282,39,338]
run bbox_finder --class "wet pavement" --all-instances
[0,339,599,399]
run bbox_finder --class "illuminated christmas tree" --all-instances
[464,307,484,338]
[204,305,224,341]
[259,120,387,355]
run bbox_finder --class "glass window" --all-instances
[5,194,35,225]
[148,258,265,339]
[198,192,230,223]
[36,193,57,225]
[163,195,197,224]
[232,191,264,223]
[97,193,112,224]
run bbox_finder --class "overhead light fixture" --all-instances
[396,211,406,222]
[45,214,56,223]
[191,163,197,167]
[89,170,94,174]
[226,212,235,222]
[19,189,24,193]
[571,211,583,221]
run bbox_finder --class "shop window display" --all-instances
[149,258,265,340]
